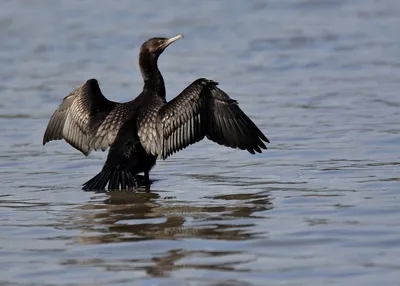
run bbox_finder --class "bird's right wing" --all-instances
[158,78,269,159]
[43,79,132,156]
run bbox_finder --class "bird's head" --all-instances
[140,34,183,58]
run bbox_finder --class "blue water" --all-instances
[0,0,399,285]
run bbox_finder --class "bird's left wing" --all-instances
[154,78,269,159]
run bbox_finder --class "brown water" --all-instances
[1,0,400,285]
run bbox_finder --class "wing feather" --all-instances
[43,79,133,156]
[155,78,269,160]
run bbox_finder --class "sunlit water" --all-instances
[1,0,399,285]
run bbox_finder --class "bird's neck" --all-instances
[139,53,166,99]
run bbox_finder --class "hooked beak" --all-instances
[160,34,184,49]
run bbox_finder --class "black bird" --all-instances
[43,34,269,191]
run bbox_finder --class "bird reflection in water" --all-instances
[132,249,255,278]
[74,190,272,244]
[67,190,272,277]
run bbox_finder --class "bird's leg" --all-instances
[143,172,151,193]
[144,171,150,184]
[133,172,151,192]
[134,172,150,186]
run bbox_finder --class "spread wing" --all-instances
[140,78,269,159]
[43,78,133,156]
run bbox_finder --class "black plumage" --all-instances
[43,34,270,191]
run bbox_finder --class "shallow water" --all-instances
[1,0,399,285]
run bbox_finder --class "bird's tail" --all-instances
[82,165,137,191]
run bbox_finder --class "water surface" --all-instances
[1,0,399,285]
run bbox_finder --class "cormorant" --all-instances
[43,34,269,191]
